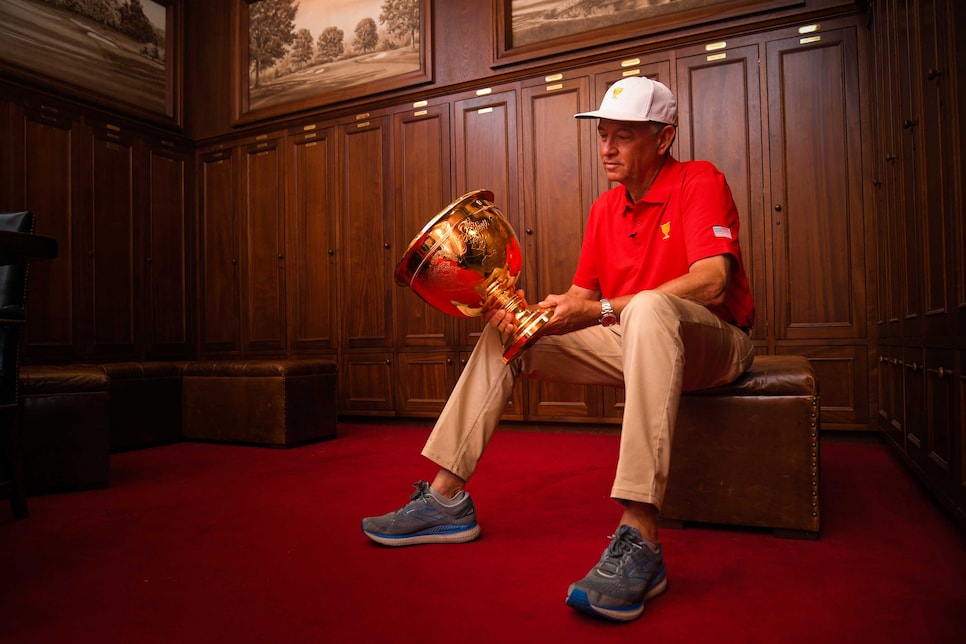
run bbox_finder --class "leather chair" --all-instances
[0,211,35,519]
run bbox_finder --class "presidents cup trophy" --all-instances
[395,189,553,362]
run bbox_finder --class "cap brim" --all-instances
[573,109,651,121]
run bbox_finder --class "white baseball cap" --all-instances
[574,76,677,125]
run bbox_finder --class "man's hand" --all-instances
[536,290,600,336]
[484,285,600,337]
[482,289,527,335]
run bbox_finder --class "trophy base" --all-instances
[501,308,554,363]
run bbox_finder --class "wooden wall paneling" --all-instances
[894,0,924,339]
[339,113,394,351]
[520,72,599,420]
[957,350,965,520]
[955,0,966,341]
[924,347,955,488]
[239,133,287,356]
[766,24,871,430]
[0,98,11,209]
[85,120,138,360]
[338,111,394,413]
[917,0,957,339]
[144,138,192,359]
[913,0,955,336]
[766,26,867,341]
[903,344,927,469]
[197,146,240,355]
[876,0,904,338]
[452,86,521,350]
[287,123,339,356]
[778,344,868,427]
[340,352,394,414]
[15,103,78,361]
[675,42,767,344]
[877,345,903,448]
[392,101,454,350]
[395,351,457,418]
[392,100,457,414]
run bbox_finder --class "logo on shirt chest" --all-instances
[660,222,670,239]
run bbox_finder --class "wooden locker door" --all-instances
[394,351,458,417]
[893,0,924,340]
[240,135,286,355]
[288,125,338,355]
[86,121,137,360]
[766,25,871,429]
[16,105,78,361]
[916,0,958,339]
[340,352,394,414]
[145,139,191,359]
[392,101,456,415]
[676,44,767,343]
[339,115,394,351]
[198,146,241,355]
[393,102,454,350]
[766,27,867,341]
[452,87,521,351]
[520,73,599,420]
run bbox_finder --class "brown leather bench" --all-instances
[101,361,184,452]
[19,364,111,492]
[182,359,338,447]
[661,354,821,539]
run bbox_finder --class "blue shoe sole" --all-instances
[566,574,668,622]
[362,522,481,547]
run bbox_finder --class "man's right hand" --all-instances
[482,289,527,335]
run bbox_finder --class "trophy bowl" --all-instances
[395,189,553,362]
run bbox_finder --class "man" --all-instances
[362,76,756,623]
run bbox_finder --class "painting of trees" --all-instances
[243,0,427,117]
[353,17,378,54]
[0,0,171,117]
[379,0,419,49]
[249,0,297,88]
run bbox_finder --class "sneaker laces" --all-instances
[409,481,433,503]
[597,529,644,577]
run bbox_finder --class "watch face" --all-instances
[600,314,617,327]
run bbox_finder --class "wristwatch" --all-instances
[599,298,617,327]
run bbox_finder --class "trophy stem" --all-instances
[482,280,554,362]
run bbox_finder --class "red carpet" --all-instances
[1,423,965,643]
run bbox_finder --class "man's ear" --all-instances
[658,125,676,154]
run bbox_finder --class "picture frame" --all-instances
[232,0,433,125]
[0,0,183,128]
[494,0,803,67]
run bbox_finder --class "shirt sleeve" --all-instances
[679,162,742,266]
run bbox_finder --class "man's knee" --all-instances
[621,291,679,327]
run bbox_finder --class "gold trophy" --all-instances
[395,189,554,362]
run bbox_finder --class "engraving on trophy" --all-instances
[395,189,553,362]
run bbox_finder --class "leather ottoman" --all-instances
[19,364,111,492]
[661,354,821,539]
[182,359,338,447]
[101,361,184,452]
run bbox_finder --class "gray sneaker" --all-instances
[361,481,481,546]
[565,525,668,622]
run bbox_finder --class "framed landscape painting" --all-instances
[233,0,432,124]
[495,0,802,66]
[0,0,182,127]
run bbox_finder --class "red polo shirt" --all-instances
[573,157,755,328]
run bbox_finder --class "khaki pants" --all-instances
[421,290,755,509]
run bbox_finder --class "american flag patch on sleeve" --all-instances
[712,225,733,239]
